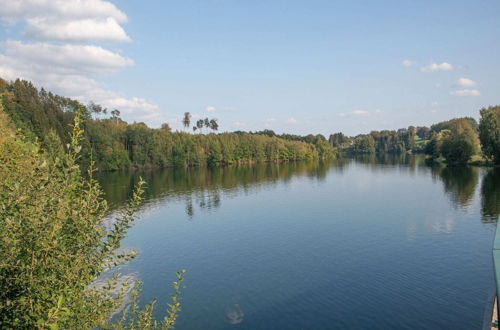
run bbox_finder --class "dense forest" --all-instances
[0,79,336,171]
[1,78,499,168]
[329,109,500,166]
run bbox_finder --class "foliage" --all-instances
[0,78,335,172]
[182,112,191,130]
[352,135,375,154]
[337,127,416,155]
[109,270,186,330]
[439,118,479,165]
[329,132,351,149]
[0,107,184,329]
[481,168,500,222]
[479,106,500,164]
[430,117,478,134]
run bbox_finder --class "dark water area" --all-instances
[97,155,500,329]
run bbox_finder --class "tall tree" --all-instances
[479,106,500,164]
[209,119,219,132]
[182,112,191,131]
[440,118,479,165]
[110,109,121,124]
[196,119,204,133]
[87,101,107,119]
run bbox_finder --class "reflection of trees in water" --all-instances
[351,153,427,175]
[97,157,498,223]
[481,168,500,222]
[430,165,479,210]
[96,161,332,217]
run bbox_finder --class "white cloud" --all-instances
[2,41,133,75]
[103,97,160,121]
[205,105,215,112]
[0,0,130,43]
[26,17,130,42]
[351,110,370,115]
[456,77,477,88]
[420,62,453,72]
[232,121,245,127]
[450,89,481,97]
[286,117,298,124]
[0,0,127,24]
[0,1,160,125]
[402,59,414,67]
[339,109,379,118]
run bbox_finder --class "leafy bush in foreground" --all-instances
[0,107,183,329]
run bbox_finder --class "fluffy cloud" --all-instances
[456,77,477,88]
[0,0,127,23]
[103,97,160,120]
[26,17,130,42]
[450,89,481,96]
[0,0,130,43]
[402,59,414,67]
[286,117,298,124]
[420,62,453,72]
[0,0,160,125]
[2,40,133,75]
[205,105,216,112]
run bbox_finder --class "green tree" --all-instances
[440,118,479,165]
[353,135,375,154]
[479,106,500,164]
[111,109,121,124]
[0,108,184,329]
[196,119,204,133]
[182,112,191,131]
[209,119,219,132]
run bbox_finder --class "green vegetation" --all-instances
[0,106,184,329]
[439,119,480,165]
[330,111,499,167]
[479,106,500,164]
[0,79,336,172]
[331,127,417,155]
[423,118,480,166]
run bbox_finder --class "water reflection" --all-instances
[95,155,498,329]
[97,156,499,223]
[481,168,500,222]
[430,165,479,211]
[97,161,331,217]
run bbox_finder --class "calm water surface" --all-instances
[97,155,500,329]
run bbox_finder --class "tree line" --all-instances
[0,79,336,171]
[328,109,500,166]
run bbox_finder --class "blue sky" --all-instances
[0,0,499,135]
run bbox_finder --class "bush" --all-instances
[0,108,184,329]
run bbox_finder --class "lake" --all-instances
[97,155,500,329]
